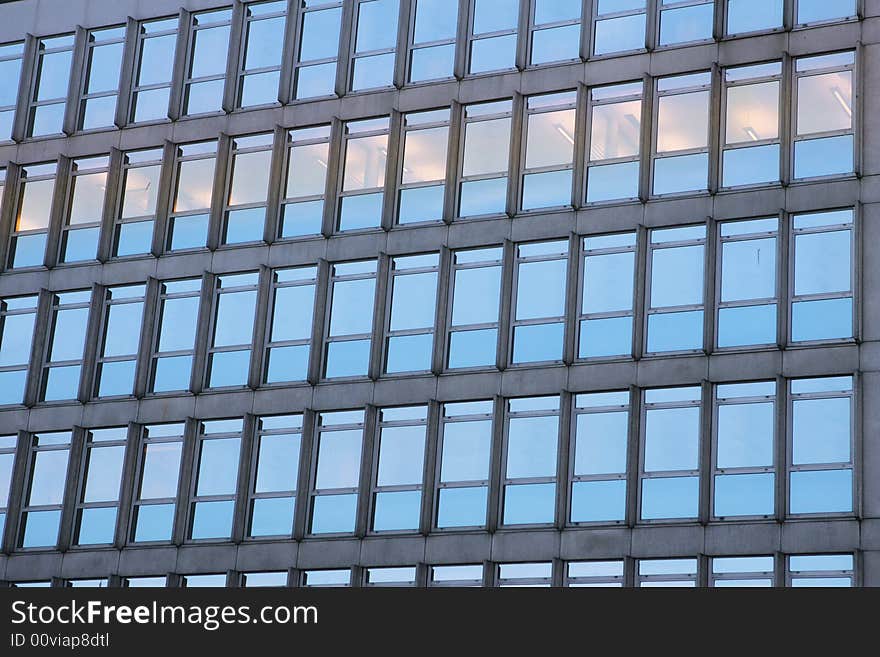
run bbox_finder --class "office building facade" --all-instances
[0,0,875,587]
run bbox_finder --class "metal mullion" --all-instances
[12,35,36,142]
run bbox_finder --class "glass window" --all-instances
[502,396,560,526]
[498,562,552,587]
[248,415,302,537]
[130,17,178,123]
[711,556,775,587]
[521,91,577,211]
[167,141,216,252]
[0,434,18,537]
[131,423,184,543]
[408,0,458,83]
[791,210,853,343]
[280,125,330,239]
[189,419,243,540]
[60,156,108,263]
[40,290,92,402]
[66,578,109,588]
[385,254,439,374]
[78,26,125,131]
[722,62,782,188]
[207,272,259,388]
[717,217,779,348]
[646,225,706,353]
[713,382,776,519]
[797,0,856,25]
[458,100,512,217]
[27,34,74,137]
[371,406,428,532]
[586,81,643,203]
[435,400,494,529]
[183,9,232,116]
[302,569,351,587]
[566,560,625,587]
[529,0,582,66]
[430,564,484,587]
[579,232,636,358]
[788,554,854,587]
[310,410,365,534]
[397,109,450,225]
[0,42,24,140]
[338,117,389,231]
[242,572,288,587]
[726,0,782,35]
[294,1,343,99]
[237,1,287,107]
[512,240,568,364]
[365,566,417,587]
[659,0,714,46]
[640,387,702,521]
[637,558,698,587]
[223,133,273,244]
[95,284,145,398]
[125,576,168,587]
[447,247,502,370]
[74,427,127,545]
[150,278,201,393]
[324,260,377,378]
[468,0,520,75]
[570,391,629,524]
[113,148,162,258]
[181,574,227,587]
[0,295,38,406]
[19,432,71,549]
[593,0,646,57]
[350,0,400,91]
[9,162,56,269]
[789,377,854,515]
[793,51,855,180]
[653,72,711,195]
[264,267,317,384]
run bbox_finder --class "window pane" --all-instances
[727,0,782,34]
[726,82,779,144]
[657,92,709,152]
[797,72,852,136]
